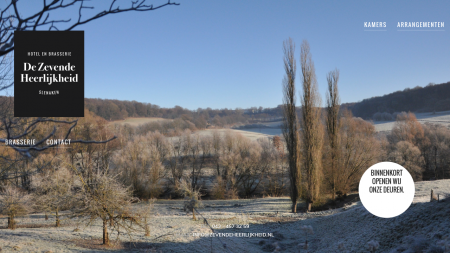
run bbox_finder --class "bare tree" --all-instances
[338,110,380,195]
[324,69,340,200]
[281,38,301,213]
[113,133,166,198]
[0,0,179,57]
[389,112,424,146]
[299,40,323,212]
[178,179,202,221]
[392,141,424,181]
[166,130,190,189]
[421,123,450,179]
[385,112,426,180]
[0,184,33,229]
[72,171,141,246]
[260,137,288,197]
[138,199,155,237]
[235,138,264,197]
[211,130,223,176]
[33,164,75,227]
[0,52,13,92]
[188,133,209,190]
[219,132,242,195]
[67,110,119,186]
[215,131,268,198]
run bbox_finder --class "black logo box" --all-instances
[14,31,84,117]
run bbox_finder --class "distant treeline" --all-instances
[0,96,282,128]
[88,81,450,124]
[85,98,191,120]
[343,81,450,120]
[85,98,284,126]
[5,80,450,125]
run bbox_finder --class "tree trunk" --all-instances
[434,146,438,179]
[331,163,335,201]
[144,217,150,237]
[192,208,197,221]
[307,202,312,212]
[55,207,60,227]
[45,213,48,220]
[192,165,195,189]
[8,214,16,229]
[291,200,297,213]
[103,219,109,245]
[109,211,114,227]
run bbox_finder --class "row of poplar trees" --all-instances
[282,38,341,213]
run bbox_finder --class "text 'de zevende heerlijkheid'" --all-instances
[20,62,78,85]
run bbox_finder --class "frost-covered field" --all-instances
[110,117,171,127]
[233,128,283,137]
[109,111,450,134]
[374,111,450,132]
[241,111,450,134]
[0,180,449,252]
[195,129,275,142]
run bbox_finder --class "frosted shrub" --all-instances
[113,133,166,199]
[33,166,75,227]
[178,179,203,221]
[140,199,155,237]
[366,240,379,252]
[0,185,33,229]
[72,172,140,246]
[211,176,226,199]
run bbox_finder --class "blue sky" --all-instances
[15,0,450,110]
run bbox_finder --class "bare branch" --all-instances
[0,0,180,56]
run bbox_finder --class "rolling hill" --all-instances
[343,81,450,120]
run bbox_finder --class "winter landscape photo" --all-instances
[0,1,449,252]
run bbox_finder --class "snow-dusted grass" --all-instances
[374,111,450,132]
[245,111,450,134]
[413,179,450,203]
[195,129,276,142]
[110,117,170,127]
[0,180,449,252]
[415,110,450,122]
[373,121,397,132]
[235,128,283,137]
